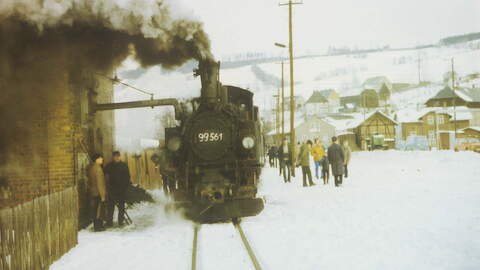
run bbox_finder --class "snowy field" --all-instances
[51,151,480,270]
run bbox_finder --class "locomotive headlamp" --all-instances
[242,136,255,149]
[167,136,182,151]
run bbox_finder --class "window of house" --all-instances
[427,116,434,125]
[409,130,417,136]
[437,115,444,124]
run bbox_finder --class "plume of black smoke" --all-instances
[0,0,212,170]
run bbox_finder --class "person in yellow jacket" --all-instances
[311,138,325,179]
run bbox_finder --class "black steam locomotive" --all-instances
[157,59,265,222]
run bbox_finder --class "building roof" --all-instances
[305,91,328,104]
[318,89,336,98]
[358,110,398,127]
[427,86,480,103]
[462,126,480,133]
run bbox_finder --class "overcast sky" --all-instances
[177,0,480,58]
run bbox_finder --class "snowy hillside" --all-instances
[50,150,480,270]
[113,41,480,144]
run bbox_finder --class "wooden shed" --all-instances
[353,111,397,150]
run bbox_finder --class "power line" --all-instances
[94,72,154,98]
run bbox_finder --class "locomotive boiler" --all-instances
[156,58,265,222]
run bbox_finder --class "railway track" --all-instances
[191,219,263,270]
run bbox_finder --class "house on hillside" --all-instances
[425,86,480,108]
[305,91,328,116]
[339,95,361,112]
[396,107,473,149]
[318,89,340,113]
[266,117,336,145]
[360,76,393,108]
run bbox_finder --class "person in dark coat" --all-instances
[321,153,330,185]
[267,146,278,168]
[278,138,291,183]
[327,136,345,187]
[297,140,315,187]
[105,151,131,227]
[87,153,107,231]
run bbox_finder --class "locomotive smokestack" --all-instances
[198,57,220,104]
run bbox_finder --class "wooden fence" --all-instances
[0,187,78,270]
[123,150,163,190]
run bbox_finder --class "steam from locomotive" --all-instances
[0,0,212,166]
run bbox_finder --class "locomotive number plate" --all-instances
[197,132,224,143]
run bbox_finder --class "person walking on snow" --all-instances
[342,141,352,178]
[298,140,315,187]
[311,138,325,180]
[328,136,345,187]
[278,138,292,183]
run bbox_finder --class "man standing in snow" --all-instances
[311,139,325,180]
[298,140,315,187]
[278,138,291,183]
[328,136,345,187]
[87,153,107,231]
[105,151,131,227]
[342,141,352,178]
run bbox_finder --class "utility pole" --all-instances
[280,0,302,176]
[417,52,421,85]
[281,61,285,142]
[452,58,457,143]
[274,43,287,142]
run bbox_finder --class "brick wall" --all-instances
[0,70,114,210]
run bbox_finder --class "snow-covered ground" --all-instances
[51,151,480,270]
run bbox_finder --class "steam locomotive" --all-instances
[155,59,265,222]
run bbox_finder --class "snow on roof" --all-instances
[455,89,474,102]
[357,110,398,127]
[462,126,480,132]
[427,86,480,103]
[324,113,364,131]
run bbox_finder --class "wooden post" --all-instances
[280,0,302,176]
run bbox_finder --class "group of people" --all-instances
[87,151,131,231]
[267,136,352,187]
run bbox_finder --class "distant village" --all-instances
[265,74,480,151]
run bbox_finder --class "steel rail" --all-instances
[233,221,263,270]
[191,225,200,270]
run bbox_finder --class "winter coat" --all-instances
[278,143,292,163]
[87,163,107,200]
[343,145,352,165]
[268,146,278,158]
[321,155,329,171]
[328,143,344,176]
[297,144,312,167]
[311,144,325,161]
[105,161,131,195]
